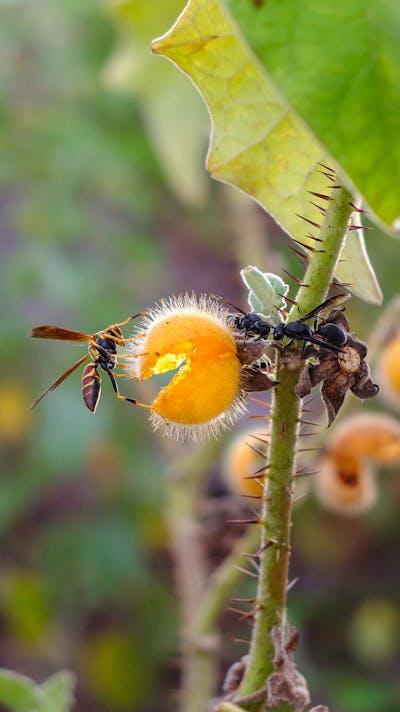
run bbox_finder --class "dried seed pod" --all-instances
[315,414,400,515]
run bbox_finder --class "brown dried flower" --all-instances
[295,309,379,424]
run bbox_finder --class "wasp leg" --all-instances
[106,312,148,331]
[105,369,150,409]
[118,332,147,344]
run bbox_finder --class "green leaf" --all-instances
[39,672,75,712]
[103,0,209,206]
[0,669,75,712]
[240,266,288,322]
[152,0,382,304]
[0,669,41,711]
[224,0,400,231]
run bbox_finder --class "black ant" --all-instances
[215,293,348,353]
[272,294,348,352]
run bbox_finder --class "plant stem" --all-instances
[235,182,353,708]
[164,440,222,712]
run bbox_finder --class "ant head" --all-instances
[273,323,285,340]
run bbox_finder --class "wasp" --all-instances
[30,314,146,413]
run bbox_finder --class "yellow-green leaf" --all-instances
[152,0,382,303]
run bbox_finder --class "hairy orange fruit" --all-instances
[129,294,247,440]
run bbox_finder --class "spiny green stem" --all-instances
[193,524,261,638]
[235,182,354,709]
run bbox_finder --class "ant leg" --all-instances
[302,335,341,353]
[106,370,150,409]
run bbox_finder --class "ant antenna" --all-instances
[211,293,247,316]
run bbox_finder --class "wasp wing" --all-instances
[299,293,350,322]
[31,325,92,341]
[30,353,90,410]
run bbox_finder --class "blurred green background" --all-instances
[0,2,400,711]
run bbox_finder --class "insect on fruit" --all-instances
[30,314,146,413]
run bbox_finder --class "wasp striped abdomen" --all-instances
[81,362,101,413]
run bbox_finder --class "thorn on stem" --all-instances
[296,214,321,229]
[286,576,300,592]
[309,190,332,202]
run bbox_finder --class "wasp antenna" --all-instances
[350,201,367,213]
[286,576,300,592]
[308,190,332,202]
[297,446,321,452]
